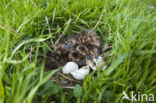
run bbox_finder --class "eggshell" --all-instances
[90,66,97,70]
[93,56,103,66]
[86,60,97,70]
[62,62,78,74]
[70,66,90,80]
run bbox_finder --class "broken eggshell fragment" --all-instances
[93,56,103,66]
[86,56,104,70]
[62,56,105,80]
[86,60,97,70]
[62,62,78,74]
[70,66,90,80]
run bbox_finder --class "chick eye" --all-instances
[65,43,74,48]
[87,55,91,59]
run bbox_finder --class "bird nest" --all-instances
[45,29,111,88]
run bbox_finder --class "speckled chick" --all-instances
[45,29,101,69]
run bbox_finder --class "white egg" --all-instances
[70,66,90,80]
[62,62,78,74]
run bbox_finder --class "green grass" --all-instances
[0,0,156,103]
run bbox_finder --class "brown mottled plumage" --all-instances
[46,29,101,69]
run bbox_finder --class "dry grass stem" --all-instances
[55,18,72,45]
[93,9,105,30]
[52,8,56,22]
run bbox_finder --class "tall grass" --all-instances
[0,0,155,103]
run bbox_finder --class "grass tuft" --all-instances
[0,0,155,103]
